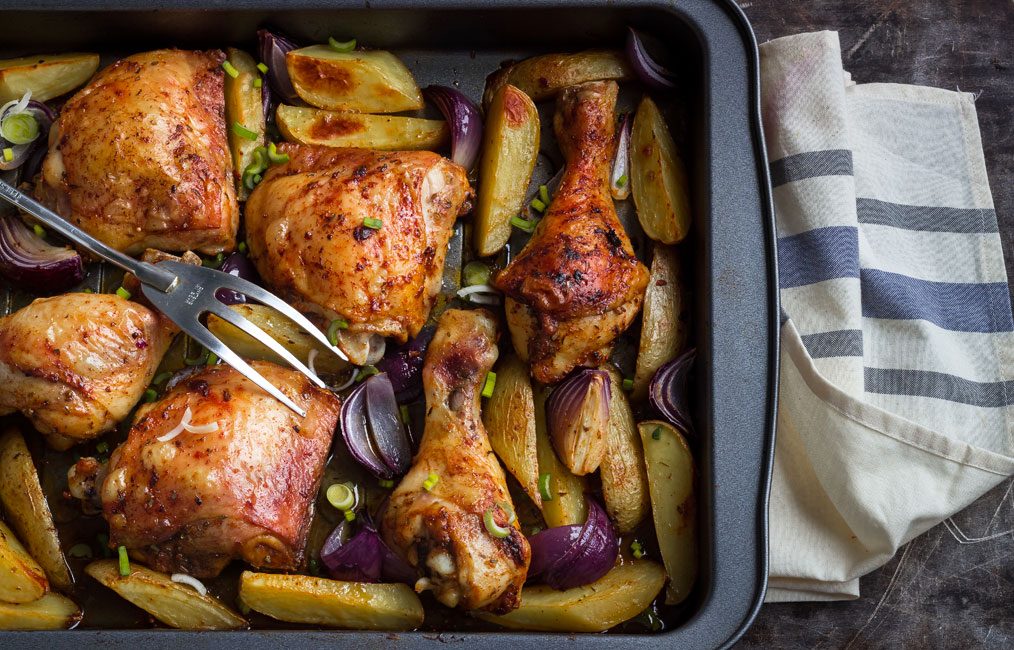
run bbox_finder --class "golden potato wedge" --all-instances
[600,367,650,534]
[0,53,99,103]
[630,96,691,244]
[286,46,422,113]
[483,352,541,507]
[639,421,696,604]
[0,592,81,630]
[224,48,266,201]
[476,561,665,632]
[482,50,633,109]
[474,84,540,256]
[85,560,246,630]
[277,104,448,151]
[0,428,72,591]
[632,244,688,400]
[238,571,423,630]
[0,521,47,604]
[206,303,348,376]
[534,387,587,527]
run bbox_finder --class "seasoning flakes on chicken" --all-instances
[36,49,239,255]
[0,292,174,450]
[244,145,472,365]
[495,80,649,384]
[98,361,340,578]
[381,308,530,614]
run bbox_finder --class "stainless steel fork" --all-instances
[0,179,348,417]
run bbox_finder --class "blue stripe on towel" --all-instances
[777,226,859,288]
[865,367,1014,407]
[801,329,864,358]
[861,269,1014,333]
[770,149,853,187]
[856,198,999,233]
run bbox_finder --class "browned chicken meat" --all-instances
[0,293,174,450]
[95,361,340,578]
[36,49,239,255]
[381,308,530,614]
[495,81,649,384]
[244,145,472,365]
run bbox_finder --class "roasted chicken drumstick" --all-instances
[495,80,649,384]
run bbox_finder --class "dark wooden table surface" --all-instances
[737,1,1014,648]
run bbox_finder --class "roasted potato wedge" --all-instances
[286,46,423,113]
[238,571,423,630]
[483,353,541,506]
[534,387,587,527]
[0,592,81,630]
[0,521,47,604]
[224,48,266,200]
[206,303,348,376]
[277,104,448,151]
[0,428,72,591]
[630,96,691,244]
[0,53,99,103]
[632,244,687,400]
[474,84,540,256]
[639,421,696,604]
[600,367,650,533]
[482,50,632,109]
[85,560,246,630]
[476,561,665,632]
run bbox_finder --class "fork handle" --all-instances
[0,179,178,292]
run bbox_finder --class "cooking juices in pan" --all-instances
[0,24,703,634]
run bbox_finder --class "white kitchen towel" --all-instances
[760,31,1014,602]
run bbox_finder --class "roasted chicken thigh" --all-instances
[0,293,174,450]
[36,49,238,255]
[381,308,530,614]
[98,361,340,578]
[495,81,649,384]
[244,145,471,365]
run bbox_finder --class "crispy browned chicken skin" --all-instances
[495,81,649,384]
[99,362,340,578]
[36,49,239,255]
[244,145,472,364]
[381,309,530,614]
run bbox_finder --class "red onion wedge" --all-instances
[320,516,416,584]
[257,29,300,104]
[0,214,84,294]
[340,373,412,479]
[610,112,632,200]
[546,368,611,476]
[649,348,695,434]
[627,27,677,90]
[375,325,435,403]
[527,498,618,590]
[215,251,260,305]
[423,85,483,171]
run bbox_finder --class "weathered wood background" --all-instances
[738,1,1013,647]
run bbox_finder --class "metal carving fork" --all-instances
[0,179,348,417]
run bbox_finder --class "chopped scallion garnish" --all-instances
[616,173,628,188]
[622,377,634,392]
[355,365,379,382]
[538,473,553,501]
[238,241,248,254]
[117,545,130,576]
[652,426,662,440]
[483,507,511,538]
[481,371,497,398]
[462,261,491,287]
[115,286,131,300]
[538,184,550,205]
[328,36,357,53]
[203,252,225,269]
[96,441,109,454]
[399,405,410,424]
[206,352,219,366]
[344,509,357,522]
[232,121,258,141]
[221,61,239,78]
[422,472,439,491]
[143,388,158,403]
[326,318,349,346]
[256,62,269,74]
[326,482,355,511]
[510,215,536,233]
[2,148,13,162]
[184,349,209,366]
[153,371,172,385]
[630,540,645,559]
[253,77,263,89]
[267,142,290,164]
[82,288,93,294]
[1,111,39,145]
[379,478,395,489]
[68,543,93,559]
[530,197,547,213]
[32,224,45,238]
[363,217,383,230]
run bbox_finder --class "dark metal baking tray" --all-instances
[0,0,778,647]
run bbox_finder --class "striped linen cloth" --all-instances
[760,31,1014,601]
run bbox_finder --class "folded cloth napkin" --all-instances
[760,31,1014,602]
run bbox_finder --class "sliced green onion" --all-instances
[622,377,634,392]
[206,352,219,366]
[96,441,109,454]
[481,371,497,398]
[184,349,209,366]
[538,473,553,501]
[497,501,517,525]
[143,388,158,403]
[203,252,225,269]
[326,483,355,510]
[2,148,12,162]
[238,241,248,254]
[422,472,439,491]
[327,318,349,346]
[510,215,536,233]
[356,365,379,382]
[115,286,131,300]
[232,121,258,141]
[32,224,45,238]
[616,173,628,188]
[117,545,130,576]
[82,288,94,294]
[379,478,395,489]
[328,36,357,53]
[153,371,172,385]
[344,509,357,522]
[363,217,383,230]
[267,141,290,164]
[530,198,547,213]
[68,543,93,559]
[483,508,511,538]
[243,169,263,191]
[462,261,491,287]
[253,77,263,89]
[652,426,662,440]
[630,539,645,559]
[221,60,239,78]
[399,405,410,424]
[1,111,39,145]
[538,184,550,205]
[256,62,269,74]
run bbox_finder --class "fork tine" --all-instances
[184,321,308,418]
[208,301,327,389]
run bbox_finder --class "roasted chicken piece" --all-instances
[0,293,174,450]
[495,81,649,384]
[96,361,340,578]
[36,49,239,255]
[244,145,471,365]
[381,309,530,614]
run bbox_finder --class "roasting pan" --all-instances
[0,0,777,647]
